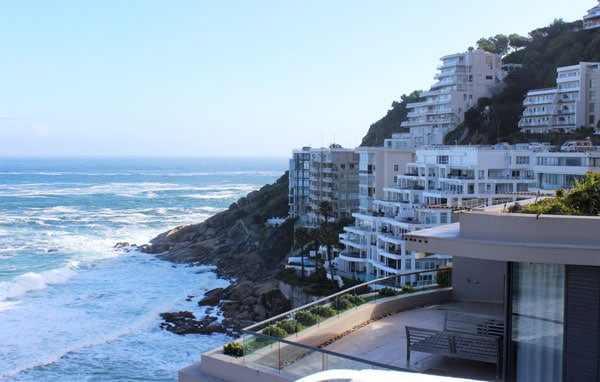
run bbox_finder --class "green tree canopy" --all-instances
[520,172,600,216]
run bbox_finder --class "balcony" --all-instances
[183,270,502,382]
[338,251,368,263]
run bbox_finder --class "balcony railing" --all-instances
[240,269,452,379]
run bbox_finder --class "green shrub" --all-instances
[378,287,398,297]
[262,325,288,338]
[436,266,453,287]
[223,341,244,357]
[310,305,336,318]
[334,295,354,311]
[276,319,302,334]
[400,285,415,294]
[295,310,319,326]
[345,293,365,306]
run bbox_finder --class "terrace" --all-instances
[180,270,502,382]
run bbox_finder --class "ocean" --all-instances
[0,156,287,381]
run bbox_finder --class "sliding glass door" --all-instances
[511,262,564,381]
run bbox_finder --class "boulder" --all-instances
[198,288,224,306]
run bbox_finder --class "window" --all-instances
[485,55,493,69]
[440,213,448,224]
[590,115,595,124]
[436,155,449,164]
[393,164,399,171]
[516,156,530,165]
[486,75,493,80]
[510,263,564,381]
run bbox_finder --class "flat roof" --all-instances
[406,210,600,265]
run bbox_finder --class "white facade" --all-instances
[339,145,534,285]
[583,1,600,30]
[338,144,600,285]
[519,62,600,133]
[532,149,600,189]
[401,50,506,146]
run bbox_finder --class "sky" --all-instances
[0,1,595,157]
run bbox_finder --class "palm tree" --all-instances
[295,226,310,280]
[318,201,333,226]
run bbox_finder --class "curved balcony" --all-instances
[338,251,369,263]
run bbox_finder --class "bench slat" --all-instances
[406,311,505,379]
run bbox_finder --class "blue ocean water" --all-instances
[0,157,286,381]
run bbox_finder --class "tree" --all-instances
[318,201,333,225]
[476,34,509,55]
[567,171,600,215]
[294,226,311,280]
[521,172,600,216]
[317,223,340,289]
[508,33,530,51]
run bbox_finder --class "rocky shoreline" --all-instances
[138,172,294,336]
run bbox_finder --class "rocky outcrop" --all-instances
[206,281,291,335]
[142,172,292,282]
[142,172,294,335]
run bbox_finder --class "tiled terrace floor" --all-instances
[317,301,504,381]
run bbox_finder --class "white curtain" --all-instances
[512,263,564,382]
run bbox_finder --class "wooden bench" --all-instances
[406,311,504,379]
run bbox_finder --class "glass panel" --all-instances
[511,263,564,381]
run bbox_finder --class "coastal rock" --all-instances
[159,311,226,335]
[148,173,294,335]
[198,288,224,306]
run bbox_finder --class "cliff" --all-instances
[142,172,294,334]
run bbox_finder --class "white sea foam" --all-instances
[0,267,77,301]
[0,255,230,380]
[0,157,284,381]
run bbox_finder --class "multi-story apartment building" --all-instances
[288,145,360,227]
[355,146,414,214]
[583,1,600,30]
[532,149,600,189]
[400,49,506,146]
[519,62,600,133]
[337,145,570,286]
[288,147,311,223]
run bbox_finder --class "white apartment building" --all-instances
[532,149,600,189]
[288,145,360,227]
[583,1,600,30]
[519,62,600,133]
[338,145,545,285]
[400,49,506,146]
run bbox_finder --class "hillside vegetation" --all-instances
[361,19,600,147]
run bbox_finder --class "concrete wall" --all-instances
[452,257,505,304]
[278,281,320,309]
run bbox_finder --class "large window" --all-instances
[510,263,564,381]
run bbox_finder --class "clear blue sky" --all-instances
[0,1,594,157]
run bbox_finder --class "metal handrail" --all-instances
[244,330,415,374]
[243,268,450,332]
[240,268,452,376]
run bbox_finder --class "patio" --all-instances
[319,301,503,381]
